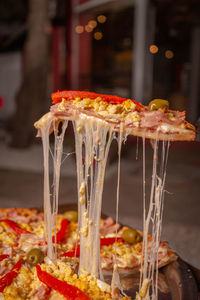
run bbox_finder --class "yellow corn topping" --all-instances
[72,97,137,119]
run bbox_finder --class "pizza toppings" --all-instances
[136,278,150,299]
[52,218,69,244]
[0,219,31,236]
[51,90,143,108]
[27,248,44,266]
[0,208,178,298]
[37,90,196,142]
[61,237,125,258]
[0,255,9,262]
[121,229,142,245]
[63,211,78,222]
[0,258,22,292]
[148,99,169,112]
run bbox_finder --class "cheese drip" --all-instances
[73,115,113,278]
[41,121,54,259]
[52,121,68,256]
[112,125,127,296]
[139,138,170,300]
[41,120,68,259]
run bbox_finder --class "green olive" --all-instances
[27,248,44,266]
[63,210,78,222]
[122,228,142,244]
[148,99,169,111]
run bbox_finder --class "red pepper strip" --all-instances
[61,237,124,258]
[51,90,144,108]
[100,237,124,246]
[0,259,22,292]
[52,219,69,243]
[61,245,80,258]
[36,265,91,300]
[0,219,31,235]
[0,255,9,262]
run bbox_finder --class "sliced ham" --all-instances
[0,266,8,276]
[103,217,114,227]
[7,210,30,224]
[18,234,46,252]
[100,217,120,235]
[31,285,51,300]
[2,247,12,257]
[140,110,184,128]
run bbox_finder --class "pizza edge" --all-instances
[34,109,196,142]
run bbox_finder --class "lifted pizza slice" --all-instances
[35,90,195,141]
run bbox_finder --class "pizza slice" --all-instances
[35,90,195,141]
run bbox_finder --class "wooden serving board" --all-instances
[37,203,199,300]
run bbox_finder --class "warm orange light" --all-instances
[85,25,93,32]
[94,31,103,40]
[149,44,159,54]
[165,50,174,59]
[97,15,107,23]
[75,25,84,34]
[88,20,97,28]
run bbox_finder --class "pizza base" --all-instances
[102,252,177,276]
[35,111,196,142]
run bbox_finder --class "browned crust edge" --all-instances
[35,111,196,142]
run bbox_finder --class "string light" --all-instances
[97,15,107,23]
[165,50,174,59]
[94,31,103,40]
[149,44,159,54]
[75,25,84,34]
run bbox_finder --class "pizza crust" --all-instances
[34,109,196,142]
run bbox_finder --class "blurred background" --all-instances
[0,0,200,269]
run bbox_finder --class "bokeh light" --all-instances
[94,31,103,40]
[88,20,97,29]
[75,25,84,34]
[149,44,159,54]
[97,15,107,23]
[85,25,93,32]
[165,50,174,59]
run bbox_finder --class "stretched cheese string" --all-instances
[139,134,146,290]
[73,115,113,278]
[52,121,68,256]
[140,138,170,299]
[111,123,125,295]
[41,121,54,259]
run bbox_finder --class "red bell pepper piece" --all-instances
[52,219,69,243]
[100,237,124,246]
[0,219,31,235]
[36,265,91,300]
[51,90,144,108]
[0,258,22,292]
[0,255,9,262]
[60,245,80,258]
[61,237,124,258]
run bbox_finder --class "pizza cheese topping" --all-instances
[0,209,176,298]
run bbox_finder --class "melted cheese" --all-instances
[73,115,113,278]
[36,100,171,300]
[40,121,54,259]
[112,124,125,294]
[40,119,68,259]
[140,137,170,299]
[52,121,68,256]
